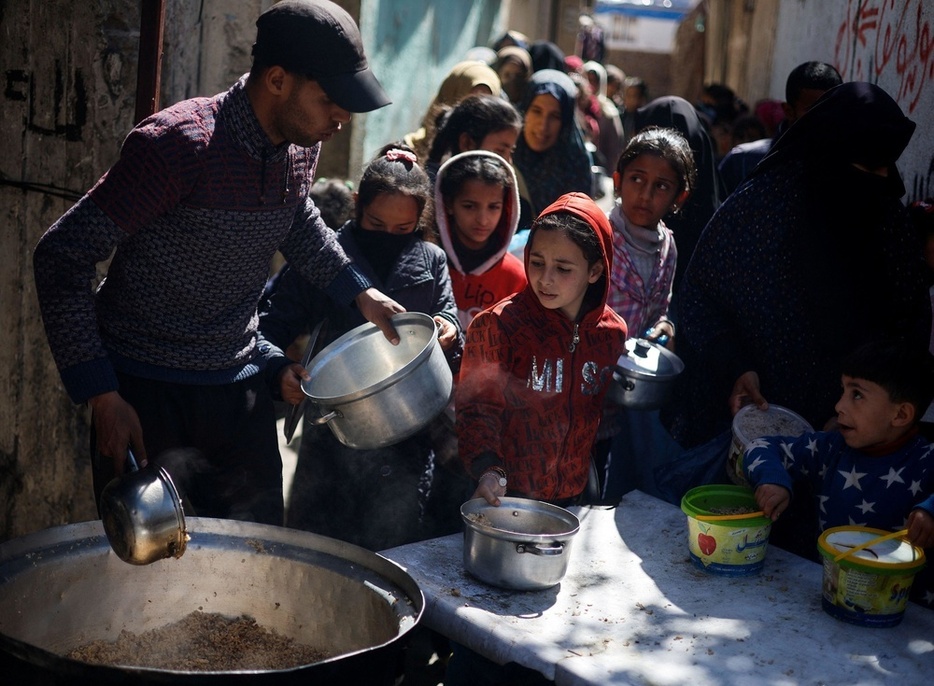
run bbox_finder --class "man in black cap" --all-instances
[33,0,395,526]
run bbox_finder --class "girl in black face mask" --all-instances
[258,143,467,552]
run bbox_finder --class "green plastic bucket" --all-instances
[681,485,771,576]
[818,526,926,627]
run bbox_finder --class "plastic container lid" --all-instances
[732,403,813,444]
[818,526,925,572]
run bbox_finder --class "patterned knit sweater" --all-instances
[33,77,369,403]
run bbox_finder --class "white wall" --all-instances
[772,0,934,201]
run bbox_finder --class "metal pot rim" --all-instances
[301,312,438,404]
[460,497,580,542]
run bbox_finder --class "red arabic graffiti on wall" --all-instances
[834,0,934,114]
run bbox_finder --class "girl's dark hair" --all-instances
[530,212,603,266]
[529,211,606,312]
[356,143,435,240]
[428,95,522,164]
[615,126,697,196]
[841,340,934,418]
[437,153,512,206]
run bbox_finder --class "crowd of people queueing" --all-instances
[31,4,934,683]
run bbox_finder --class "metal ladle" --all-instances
[99,449,188,565]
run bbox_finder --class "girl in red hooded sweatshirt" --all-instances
[456,192,628,507]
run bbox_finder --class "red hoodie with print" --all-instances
[456,192,628,502]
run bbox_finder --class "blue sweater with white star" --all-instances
[742,430,934,533]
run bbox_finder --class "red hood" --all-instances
[524,191,614,313]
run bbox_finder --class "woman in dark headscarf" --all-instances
[634,96,725,299]
[528,40,566,73]
[664,82,929,452]
[512,69,593,224]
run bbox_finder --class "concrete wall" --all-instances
[773,0,934,202]
[1,0,143,541]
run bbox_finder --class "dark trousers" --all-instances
[91,372,283,525]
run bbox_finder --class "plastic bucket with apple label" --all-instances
[817,526,926,627]
[680,485,771,576]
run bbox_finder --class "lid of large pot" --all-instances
[614,338,684,379]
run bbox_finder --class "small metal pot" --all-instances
[460,497,580,590]
[301,312,453,449]
[607,337,684,410]
[98,450,187,565]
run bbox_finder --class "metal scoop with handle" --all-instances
[99,449,188,565]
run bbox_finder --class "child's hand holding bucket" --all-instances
[754,483,791,521]
[906,508,934,548]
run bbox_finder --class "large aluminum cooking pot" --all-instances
[460,497,580,590]
[0,518,423,685]
[301,312,453,449]
[607,337,684,410]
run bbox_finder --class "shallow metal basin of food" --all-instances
[0,518,423,685]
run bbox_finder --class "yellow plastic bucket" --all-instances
[818,526,926,627]
[680,485,771,576]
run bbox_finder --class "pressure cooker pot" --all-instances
[608,337,684,410]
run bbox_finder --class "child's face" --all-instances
[527,229,603,321]
[834,375,910,450]
[623,85,644,112]
[359,192,420,234]
[615,153,683,229]
[447,179,505,250]
[478,128,519,163]
[523,93,563,152]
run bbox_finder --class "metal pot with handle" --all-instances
[460,497,580,590]
[301,312,453,449]
[607,337,684,410]
[98,449,188,565]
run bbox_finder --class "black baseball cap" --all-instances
[252,0,391,113]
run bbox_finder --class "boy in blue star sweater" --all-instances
[741,340,934,607]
